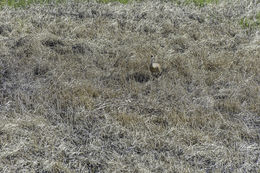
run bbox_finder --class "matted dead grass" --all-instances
[0,0,259,172]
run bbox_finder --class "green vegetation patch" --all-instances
[240,12,260,29]
[185,0,219,7]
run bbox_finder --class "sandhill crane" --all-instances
[150,55,162,77]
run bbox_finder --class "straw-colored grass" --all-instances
[0,0,259,172]
[0,0,220,8]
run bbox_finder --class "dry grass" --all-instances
[0,0,259,172]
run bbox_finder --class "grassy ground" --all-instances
[0,0,221,8]
[0,0,259,172]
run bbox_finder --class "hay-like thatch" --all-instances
[0,1,259,172]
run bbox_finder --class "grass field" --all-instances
[0,0,220,7]
[0,0,259,172]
